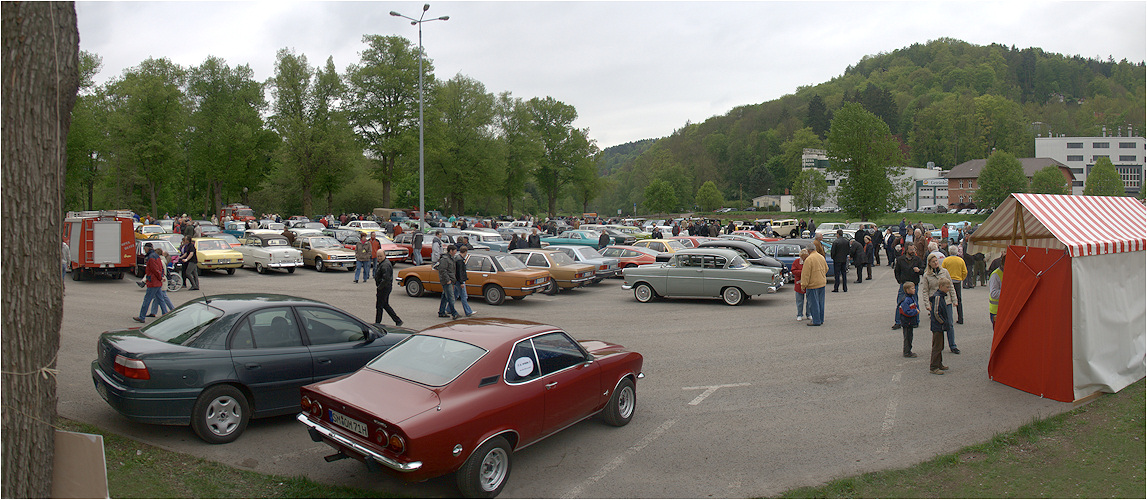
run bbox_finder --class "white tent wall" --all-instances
[1071,251,1147,400]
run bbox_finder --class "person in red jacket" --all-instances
[133,243,164,323]
[792,249,807,321]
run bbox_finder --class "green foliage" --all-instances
[1083,156,1125,196]
[805,94,829,139]
[791,168,828,211]
[826,103,905,221]
[975,150,1028,207]
[494,92,542,216]
[643,179,677,215]
[695,181,724,212]
[1029,165,1070,195]
[527,96,598,217]
[425,74,498,215]
[65,51,107,211]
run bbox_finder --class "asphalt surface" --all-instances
[58,259,1072,498]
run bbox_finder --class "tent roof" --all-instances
[968,194,1146,258]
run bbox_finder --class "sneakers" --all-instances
[939,365,950,370]
[950,348,961,354]
[892,324,901,330]
[438,313,449,318]
[395,320,403,327]
[132,316,145,323]
[903,352,918,358]
[353,280,358,283]
[930,368,945,375]
[796,316,804,321]
[466,312,475,317]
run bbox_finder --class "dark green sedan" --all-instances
[91,294,413,444]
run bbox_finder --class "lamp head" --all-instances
[439,16,450,20]
[423,4,430,11]
[389,11,400,16]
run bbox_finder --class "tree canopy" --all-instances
[1029,164,1070,195]
[975,150,1028,207]
[1082,156,1125,196]
[826,102,905,220]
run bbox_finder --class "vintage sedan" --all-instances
[622,248,784,305]
[297,318,643,498]
[237,234,304,274]
[193,237,244,275]
[133,238,180,278]
[698,239,788,284]
[323,228,362,250]
[545,245,621,282]
[668,236,718,248]
[91,294,414,444]
[762,239,835,276]
[462,230,509,252]
[398,251,550,305]
[600,245,661,269]
[540,230,607,249]
[631,238,687,254]
[294,236,357,272]
[134,224,165,239]
[509,249,596,294]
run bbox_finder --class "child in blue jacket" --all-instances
[898,282,919,358]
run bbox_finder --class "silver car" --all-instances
[621,248,783,306]
[546,245,622,282]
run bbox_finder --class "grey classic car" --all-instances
[621,248,783,305]
[546,244,622,282]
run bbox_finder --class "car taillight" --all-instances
[375,428,389,445]
[312,401,323,417]
[599,265,607,270]
[301,395,312,412]
[388,433,406,454]
[113,355,150,380]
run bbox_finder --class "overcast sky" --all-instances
[75,1,1146,149]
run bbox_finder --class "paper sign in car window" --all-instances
[515,357,534,377]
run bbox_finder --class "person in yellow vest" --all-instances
[942,245,968,325]
[988,255,1005,325]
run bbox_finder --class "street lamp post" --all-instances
[390,4,448,233]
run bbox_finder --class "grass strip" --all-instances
[779,379,1145,498]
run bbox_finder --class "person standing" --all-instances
[431,230,445,263]
[527,229,541,249]
[454,246,474,317]
[892,245,924,329]
[368,232,382,281]
[864,235,876,279]
[885,229,898,266]
[898,282,920,358]
[412,230,424,265]
[133,243,163,323]
[942,245,968,324]
[830,230,850,292]
[793,249,808,321]
[800,243,828,326]
[179,236,200,290]
[929,279,953,375]
[147,249,176,317]
[988,255,1005,326]
[373,250,402,326]
[437,244,459,320]
[921,251,959,354]
[598,230,610,250]
[353,237,371,283]
[508,234,522,251]
[850,236,866,284]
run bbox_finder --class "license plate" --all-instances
[329,409,368,437]
[220,259,230,264]
[95,379,108,400]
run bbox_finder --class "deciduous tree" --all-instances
[975,150,1028,207]
[826,103,905,220]
[1083,156,1124,196]
[791,168,828,211]
[528,96,596,217]
[1029,164,1070,195]
[426,74,498,215]
[65,50,106,210]
[643,178,677,215]
[695,180,724,212]
[494,93,541,216]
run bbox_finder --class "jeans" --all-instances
[833,262,848,291]
[795,291,806,318]
[439,283,457,317]
[138,287,160,319]
[149,289,174,315]
[413,248,423,265]
[945,303,957,350]
[354,259,369,281]
[455,282,473,316]
[930,330,945,370]
[368,259,378,280]
[952,283,964,322]
[805,287,825,325]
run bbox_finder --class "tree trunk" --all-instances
[148,179,158,219]
[213,179,223,218]
[2,2,79,497]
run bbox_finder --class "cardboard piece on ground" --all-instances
[51,429,109,498]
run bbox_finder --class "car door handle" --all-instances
[545,382,558,389]
[245,363,261,370]
[317,358,332,365]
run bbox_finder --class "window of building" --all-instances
[1093,142,1110,149]
[1067,155,1084,162]
[1072,181,1084,187]
[1070,167,1084,174]
[1067,142,1083,149]
[1119,142,1137,149]
[1093,155,1109,162]
[1119,155,1137,162]
[959,180,964,188]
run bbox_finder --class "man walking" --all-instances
[179,236,200,290]
[437,244,459,320]
[830,230,850,292]
[412,230,424,265]
[373,250,402,326]
[801,242,828,326]
[133,243,163,323]
[455,246,474,317]
[353,237,371,283]
[850,236,866,283]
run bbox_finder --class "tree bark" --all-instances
[2,2,79,497]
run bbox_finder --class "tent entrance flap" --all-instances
[987,246,1074,402]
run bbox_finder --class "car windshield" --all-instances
[665,240,687,251]
[309,237,342,249]
[549,252,575,265]
[141,301,224,345]
[356,221,382,230]
[366,335,486,387]
[495,254,527,271]
[142,240,178,255]
[576,247,602,259]
[303,222,324,230]
[198,225,220,233]
[216,234,240,245]
[197,239,230,251]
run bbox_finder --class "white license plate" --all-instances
[329,409,368,437]
[220,259,230,264]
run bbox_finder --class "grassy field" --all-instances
[696,211,990,228]
[56,379,1142,498]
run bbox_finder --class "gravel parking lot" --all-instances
[58,261,1071,498]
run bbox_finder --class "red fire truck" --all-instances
[219,203,256,222]
[63,210,136,280]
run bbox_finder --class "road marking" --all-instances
[682,382,752,406]
[561,419,676,499]
[875,371,902,455]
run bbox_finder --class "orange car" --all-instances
[397,251,550,305]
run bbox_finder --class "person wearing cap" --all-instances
[920,250,959,354]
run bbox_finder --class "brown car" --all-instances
[509,248,596,294]
[293,236,357,272]
[396,251,550,305]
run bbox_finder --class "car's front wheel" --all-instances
[722,286,745,306]
[405,277,424,297]
[191,385,250,444]
[457,436,512,498]
[634,283,655,303]
[315,258,325,272]
[790,229,799,238]
[603,378,636,426]
[483,284,505,305]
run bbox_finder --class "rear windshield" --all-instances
[141,301,223,345]
[197,239,230,251]
[366,335,486,386]
[495,254,527,271]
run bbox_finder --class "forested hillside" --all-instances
[593,38,1145,214]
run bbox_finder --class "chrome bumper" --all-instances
[297,413,422,473]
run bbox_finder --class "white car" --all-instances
[237,233,304,274]
[340,220,383,232]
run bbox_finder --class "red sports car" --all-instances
[731,230,782,242]
[297,318,644,498]
[600,244,661,268]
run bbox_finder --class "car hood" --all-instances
[309,368,442,425]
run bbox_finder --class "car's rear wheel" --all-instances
[315,258,325,272]
[722,286,745,306]
[255,262,265,274]
[603,378,636,426]
[457,436,512,498]
[191,385,250,444]
[542,279,558,295]
[483,284,505,305]
[226,268,235,275]
[405,277,424,297]
[634,283,655,303]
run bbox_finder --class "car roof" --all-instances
[676,247,741,259]
[417,318,557,351]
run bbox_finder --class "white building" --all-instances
[1035,133,1144,195]
[802,148,945,210]
[751,194,794,212]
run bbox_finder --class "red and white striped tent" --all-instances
[968,193,1146,402]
